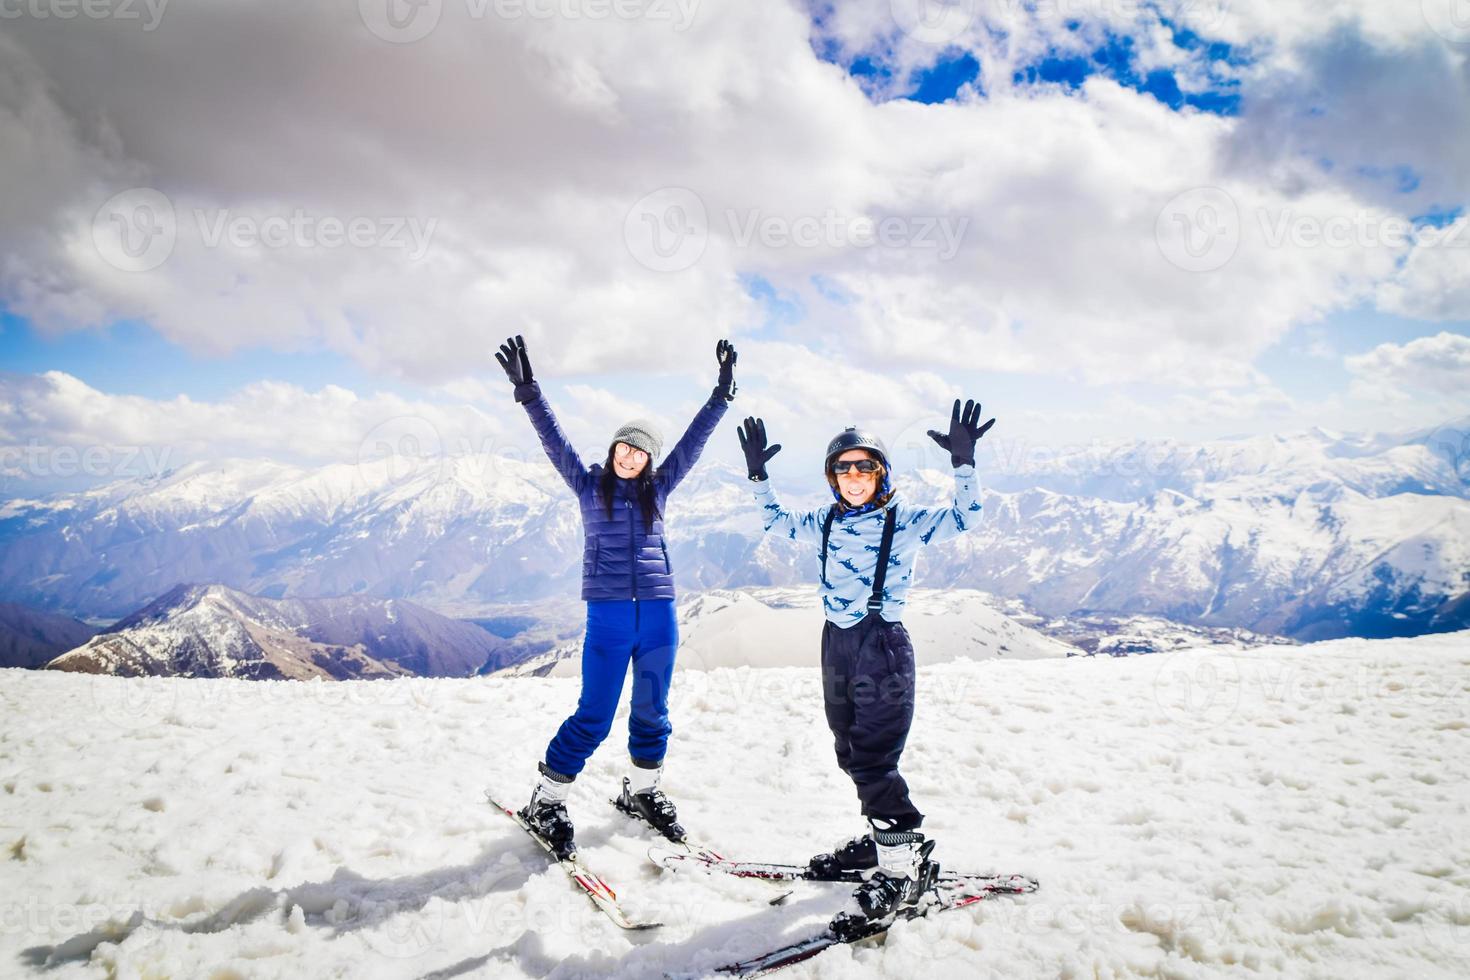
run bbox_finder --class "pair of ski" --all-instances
[652,847,1039,978]
[485,790,1038,977]
[485,788,723,931]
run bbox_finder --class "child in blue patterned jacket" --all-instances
[737,399,994,939]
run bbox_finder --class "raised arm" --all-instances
[739,416,827,550]
[904,398,994,546]
[495,335,590,496]
[900,464,982,546]
[654,340,737,495]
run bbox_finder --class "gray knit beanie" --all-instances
[611,419,663,460]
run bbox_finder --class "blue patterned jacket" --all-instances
[751,465,982,627]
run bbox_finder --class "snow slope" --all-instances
[2,631,1467,978]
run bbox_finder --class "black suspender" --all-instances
[819,507,836,587]
[820,505,897,616]
[868,507,897,614]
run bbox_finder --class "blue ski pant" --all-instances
[544,598,679,778]
[821,613,922,831]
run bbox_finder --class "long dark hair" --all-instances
[599,447,661,528]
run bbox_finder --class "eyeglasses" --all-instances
[614,443,649,461]
[830,459,880,475]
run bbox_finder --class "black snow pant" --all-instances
[820,613,922,831]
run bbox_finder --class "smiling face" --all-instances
[612,441,649,478]
[832,448,880,507]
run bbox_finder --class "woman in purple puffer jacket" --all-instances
[494,334,735,856]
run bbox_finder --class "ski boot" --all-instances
[614,764,686,842]
[829,824,938,941]
[807,830,877,880]
[519,763,576,859]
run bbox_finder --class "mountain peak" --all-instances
[48,584,508,680]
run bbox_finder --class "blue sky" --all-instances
[0,313,427,404]
[814,7,1248,111]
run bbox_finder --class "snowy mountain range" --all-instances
[1,418,1466,641]
[45,584,509,680]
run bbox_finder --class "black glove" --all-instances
[715,339,738,402]
[737,416,782,482]
[926,398,995,468]
[494,335,538,403]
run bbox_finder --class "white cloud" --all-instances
[0,371,517,486]
[1375,217,1470,322]
[1345,332,1470,403]
[1220,30,1470,213]
[0,0,1465,404]
[734,339,935,422]
[1077,380,1298,441]
[559,383,669,458]
[1167,381,1298,426]
[562,384,659,426]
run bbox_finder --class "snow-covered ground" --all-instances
[2,631,1467,979]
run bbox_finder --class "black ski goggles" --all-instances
[830,459,880,475]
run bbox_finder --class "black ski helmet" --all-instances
[824,427,889,472]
